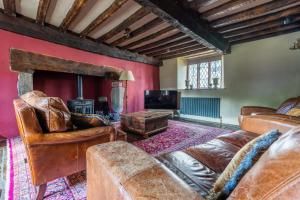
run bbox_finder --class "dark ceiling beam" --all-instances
[147,43,205,57]
[110,17,163,46]
[131,32,185,52]
[139,37,193,54]
[217,6,300,33]
[81,0,128,37]
[186,0,222,10]
[98,8,150,42]
[231,27,300,45]
[3,0,16,16]
[36,0,51,25]
[134,0,230,52]
[158,48,210,60]
[60,0,88,31]
[211,0,300,28]
[202,0,263,19]
[122,26,176,49]
[224,16,300,38]
[156,45,208,58]
[229,23,300,43]
[0,12,160,66]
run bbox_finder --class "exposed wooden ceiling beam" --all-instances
[231,27,300,45]
[131,32,185,52]
[3,0,16,16]
[110,17,164,46]
[224,16,300,38]
[229,23,300,43]
[211,0,300,28]
[187,0,221,10]
[156,45,207,58]
[217,6,300,33]
[60,0,88,31]
[158,48,211,60]
[134,0,230,52]
[0,12,160,66]
[202,0,265,19]
[36,0,51,25]
[81,0,128,37]
[122,26,176,49]
[139,37,193,54]
[98,8,150,42]
[147,43,205,57]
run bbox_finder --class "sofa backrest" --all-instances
[228,126,300,200]
[240,115,300,135]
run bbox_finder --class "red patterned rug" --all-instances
[7,120,233,199]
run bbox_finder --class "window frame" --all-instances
[186,55,224,90]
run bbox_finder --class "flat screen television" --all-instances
[144,90,180,110]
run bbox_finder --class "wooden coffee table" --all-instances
[120,111,171,138]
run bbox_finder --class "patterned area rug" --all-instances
[7,120,233,199]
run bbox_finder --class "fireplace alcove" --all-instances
[10,48,122,114]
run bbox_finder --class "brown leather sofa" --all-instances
[87,115,300,200]
[241,96,300,120]
[13,98,116,200]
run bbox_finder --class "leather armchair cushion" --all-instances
[20,90,47,99]
[228,127,300,200]
[21,94,73,132]
[71,113,111,129]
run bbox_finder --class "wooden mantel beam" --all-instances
[134,0,230,52]
[0,12,160,66]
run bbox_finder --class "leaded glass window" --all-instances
[187,57,224,89]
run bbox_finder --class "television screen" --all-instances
[144,90,180,110]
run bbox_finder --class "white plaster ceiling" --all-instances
[16,0,39,19]
[46,0,75,27]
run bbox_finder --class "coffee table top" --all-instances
[121,111,171,119]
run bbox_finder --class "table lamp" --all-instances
[119,70,135,113]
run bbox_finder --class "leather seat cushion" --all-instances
[21,95,73,132]
[156,151,218,198]
[184,139,240,173]
[217,130,259,148]
[71,113,111,129]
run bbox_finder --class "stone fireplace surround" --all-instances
[10,48,122,96]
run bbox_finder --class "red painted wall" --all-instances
[0,29,159,138]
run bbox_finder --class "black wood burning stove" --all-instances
[67,75,94,114]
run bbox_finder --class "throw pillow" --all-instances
[287,108,300,117]
[71,113,111,129]
[21,94,73,132]
[219,130,281,199]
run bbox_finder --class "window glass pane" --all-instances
[188,64,197,89]
[210,60,222,88]
[199,62,209,88]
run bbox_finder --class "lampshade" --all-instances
[119,70,135,81]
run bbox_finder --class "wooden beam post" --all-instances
[133,0,230,52]
[36,0,51,25]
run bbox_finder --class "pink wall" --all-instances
[0,29,159,138]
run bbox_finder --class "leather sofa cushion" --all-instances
[157,151,218,198]
[21,95,72,132]
[20,90,47,99]
[228,127,300,200]
[217,130,259,148]
[184,139,240,173]
[71,113,111,129]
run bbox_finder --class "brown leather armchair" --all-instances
[14,98,116,200]
[241,96,300,120]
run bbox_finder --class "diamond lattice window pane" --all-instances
[188,64,198,89]
[210,60,222,88]
[199,62,209,88]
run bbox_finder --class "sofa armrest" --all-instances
[239,115,300,135]
[241,106,276,115]
[26,126,115,146]
[87,141,203,200]
[255,113,300,120]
